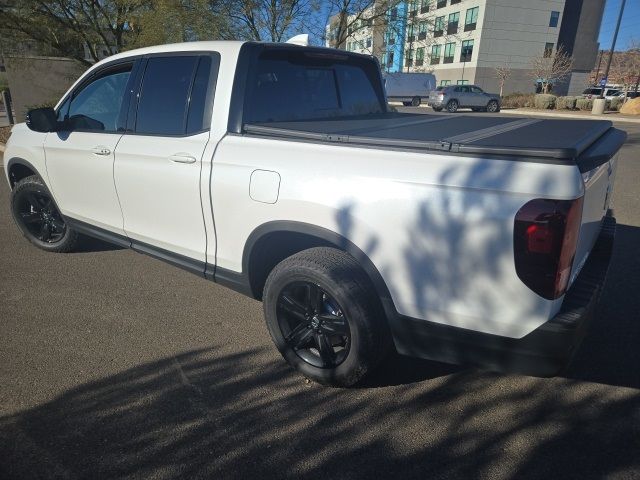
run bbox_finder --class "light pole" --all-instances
[600,0,627,99]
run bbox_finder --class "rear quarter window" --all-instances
[244,49,385,123]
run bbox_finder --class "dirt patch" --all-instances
[0,126,11,145]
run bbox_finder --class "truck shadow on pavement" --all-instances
[0,343,638,480]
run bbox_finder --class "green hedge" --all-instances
[576,98,593,110]
[534,94,556,109]
[556,96,577,110]
[501,93,535,108]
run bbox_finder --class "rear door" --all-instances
[114,53,220,269]
[45,61,137,234]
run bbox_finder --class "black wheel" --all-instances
[402,101,412,106]
[487,100,500,113]
[263,247,390,387]
[432,106,443,112]
[10,175,79,252]
[411,96,421,107]
[446,99,459,113]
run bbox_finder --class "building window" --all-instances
[437,0,446,8]
[431,44,442,64]
[389,7,398,20]
[416,47,425,66]
[440,79,451,86]
[388,52,395,67]
[418,21,428,40]
[434,16,445,37]
[444,42,456,63]
[451,0,460,4]
[460,39,474,62]
[549,11,560,27]
[420,0,430,14]
[457,79,469,85]
[408,0,418,15]
[366,37,372,48]
[406,49,414,67]
[544,42,554,57]
[407,23,415,41]
[465,7,478,31]
[388,30,396,45]
[447,12,459,34]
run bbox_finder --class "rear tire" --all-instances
[10,175,79,253]
[446,100,459,113]
[402,101,412,106]
[411,96,421,107]
[263,247,390,387]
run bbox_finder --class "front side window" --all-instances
[461,39,474,62]
[470,85,482,92]
[66,65,132,132]
[549,10,560,27]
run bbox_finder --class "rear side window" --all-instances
[135,54,218,136]
[244,49,385,123]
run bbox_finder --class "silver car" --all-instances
[428,85,501,113]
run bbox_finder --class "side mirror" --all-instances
[25,107,59,133]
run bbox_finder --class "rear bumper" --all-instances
[390,214,616,376]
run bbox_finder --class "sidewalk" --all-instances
[500,108,640,124]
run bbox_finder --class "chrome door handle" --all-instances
[91,146,111,156]
[169,154,196,164]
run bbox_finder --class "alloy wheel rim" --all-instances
[277,281,351,369]
[17,191,66,243]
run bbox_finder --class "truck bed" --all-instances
[244,113,626,171]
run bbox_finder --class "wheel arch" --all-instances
[241,221,397,319]
[6,157,41,189]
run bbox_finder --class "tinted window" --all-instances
[67,65,131,132]
[244,49,385,123]
[136,56,198,135]
[186,56,217,134]
[470,86,483,93]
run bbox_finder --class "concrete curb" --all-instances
[500,109,640,124]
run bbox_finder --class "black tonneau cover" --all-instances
[244,113,626,170]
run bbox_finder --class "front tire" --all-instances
[446,99,459,113]
[487,100,500,113]
[263,247,389,387]
[10,175,79,253]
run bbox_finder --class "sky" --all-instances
[597,0,639,51]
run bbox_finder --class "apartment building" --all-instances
[326,0,605,95]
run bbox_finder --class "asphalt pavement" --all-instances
[1,113,639,480]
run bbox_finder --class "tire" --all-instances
[432,106,443,112]
[411,96,421,107]
[10,175,79,253]
[487,100,500,113]
[446,99,459,113]
[402,101,412,106]
[263,247,390,387]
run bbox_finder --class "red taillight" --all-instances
[514,197,583,299]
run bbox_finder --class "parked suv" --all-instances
[428,85,501,113]
[582,87,621,100]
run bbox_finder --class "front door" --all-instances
[45,61,135,234]
[114,54,219,267]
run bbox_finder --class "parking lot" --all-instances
[1,114,639,479]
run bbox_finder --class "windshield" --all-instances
[244,49,386,123]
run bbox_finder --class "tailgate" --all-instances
[569,129,625,287]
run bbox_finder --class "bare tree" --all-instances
[223,0,318,42]
[529,45,573,94]
[494,65,511,97]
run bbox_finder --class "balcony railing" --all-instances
[447,22,458,34]
[430,57,441,65]
[464,22,476,31]
[434,29,443,37]
[443,56,454,63]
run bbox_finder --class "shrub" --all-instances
[556,96,577,110]
[501,93,535,109]
[609,97,623,111]
[576,98,593,110]
[534,94,556,109]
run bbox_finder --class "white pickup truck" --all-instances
[3,41,626,386]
